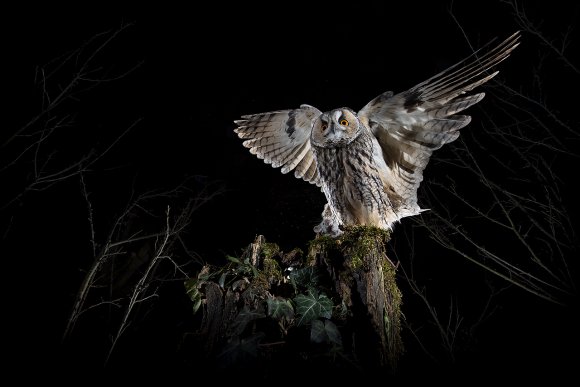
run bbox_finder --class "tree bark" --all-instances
[309,226,403,372]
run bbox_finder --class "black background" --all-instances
[2,1,579,382]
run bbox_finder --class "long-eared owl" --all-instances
[234,32,520,236]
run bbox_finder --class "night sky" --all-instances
[2,1,579,381]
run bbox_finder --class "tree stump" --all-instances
[185,228,403,375]
[308,226,403,371]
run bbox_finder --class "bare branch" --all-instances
[106,206,173,363]
[505,0,580,74]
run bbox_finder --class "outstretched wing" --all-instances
[358,31,520,218]
[234,104,322,186]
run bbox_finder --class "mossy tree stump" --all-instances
[185,227,403,374]
[308,226,403,371]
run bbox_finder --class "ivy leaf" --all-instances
[226,255,241,264]
[249,264,259,278]
[310,319,326,343]
[310,319,342,345]
[267,297,294,321]
[218,272,227,289]
[289,266,320,291]
[231,305,266,336]
[184,278,203,315]
[191,297,202,315]
[324,320,342,345]
[294,289,333,326]
[184,278,197,296]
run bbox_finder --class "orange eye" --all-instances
[340,119,349,126]
[321,124,328,131]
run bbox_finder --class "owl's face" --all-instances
[311,108,362,148]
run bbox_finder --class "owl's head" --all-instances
[311,108,362,148]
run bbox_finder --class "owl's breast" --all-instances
[313,131,398,229]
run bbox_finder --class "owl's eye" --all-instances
[321,124,328,131]
[340,119,349,126]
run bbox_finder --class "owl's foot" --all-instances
[313,203,342,237]
[313,221,342,237]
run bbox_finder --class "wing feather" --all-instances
[295,154,317,181]
[234,104,322,186]
[358,31,521,218]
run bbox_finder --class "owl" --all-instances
[234,32,520,236]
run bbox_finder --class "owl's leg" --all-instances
[313,203,342,237]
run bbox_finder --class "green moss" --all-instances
[381,256,403,366]
[307,234,337,265]
[262,256,282,280]
[339,225,390,245]
[349,254,364,270]
[307,226,391,270]
[308,234,338,251]
[239,241,283,288]
[261,242,280,260]
[344,226,389,270]
[381,258,402,313]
